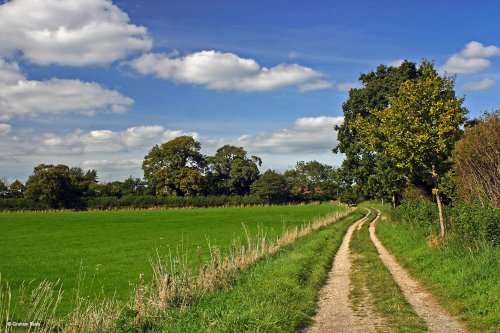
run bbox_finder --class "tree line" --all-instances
[0,140,346,210]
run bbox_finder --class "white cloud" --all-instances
[461,78,495,91]
[231,116,343,154]
[460,41,500,58]
[0,0,152,66]
[336,82,360,92]
[440,41,500,74]
[126,51,331,92]
[299,80,333,92]
[0,123,11,135]
[0,59,133,120]
[81,159,142,171]
[440,55,490,74]
[39,125,198,154]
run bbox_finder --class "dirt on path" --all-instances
[369,209,469,333]
[305,210,386,333]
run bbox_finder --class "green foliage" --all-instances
[142,136,206,196]
[206,145,261,196]
[391,200,500,247]
[84,195,268,210]
[334,60,419,198]
[24,164,97,209]
[354,61,466,184]
[251,170,289,203]
[284,160,338,201]
[7,179,25,198]
[0,197,50,211]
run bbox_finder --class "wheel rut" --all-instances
[304,210,385,333]
[369,209,469,333]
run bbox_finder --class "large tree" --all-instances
[251,170,289,203]
[24,164,97,208]
[334,60,419,199]
[284,161,338,201]
[207,145,262,196]
[142,136,206,196]
[353,61,466,238]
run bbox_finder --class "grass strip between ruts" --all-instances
[349,208,427,332]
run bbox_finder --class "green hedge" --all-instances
[391,200,499,247]
[84,195,269,210]
[0,198,50,211]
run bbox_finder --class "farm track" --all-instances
[369,209,469,333]
[306,208,470,333]
[305,209,386,333]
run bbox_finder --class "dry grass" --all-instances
[132,209,353,324]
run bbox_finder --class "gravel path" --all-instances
[369,209,469,333]
[304,210,385,333]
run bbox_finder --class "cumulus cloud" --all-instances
[0,0,152,66]
[0,123,11,135]
[126,51,331,92]
[440,41,500,74]
[39,125,198,154]
[461,78,495,91]
[231,116,343,154]
[0,59,133,120]
[81,159,142,171]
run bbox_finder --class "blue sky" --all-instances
[0,0,499,182]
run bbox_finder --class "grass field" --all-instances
[0,203,346,314]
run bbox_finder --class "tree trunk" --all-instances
[435,192,446,239]
[431,164,446,239]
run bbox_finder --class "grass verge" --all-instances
[375,203,500,333]
[349,209,427,332]
[113,210,364,332]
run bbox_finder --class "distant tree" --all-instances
[284,161,338,201]
[24,164,96,208]
[251,170,289,203]
[207,145,261,195]
[121,176,147,196]
[453,110,499,208]
[353,61,466,238]
[0,178,7,198]
[142,136,206,196]
[334,60,420,199]
[7,180,25,198]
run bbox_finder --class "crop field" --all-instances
[0,203,346,313]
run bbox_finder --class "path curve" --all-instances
[369,209,469,333]
[305,209,384,333]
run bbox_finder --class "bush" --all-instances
[0,198,50,211]
[84,195,269,210]
[391,200,500,247]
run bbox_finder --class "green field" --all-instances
[0,203,346,313]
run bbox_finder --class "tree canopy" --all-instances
[352,61,466,237]
[142,136,206,196]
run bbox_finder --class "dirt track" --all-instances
[305,208,469,333]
